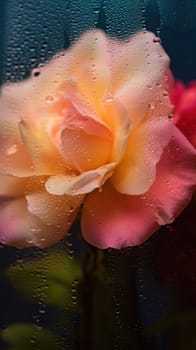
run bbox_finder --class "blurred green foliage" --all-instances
[1,323,66,350]
[1,249,82,349]
[6,250,81,309]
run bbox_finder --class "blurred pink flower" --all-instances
[0,30,195,249]
[171,80,196,148]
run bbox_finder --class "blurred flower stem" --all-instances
[80,245,98,350]
[79,244,142,350]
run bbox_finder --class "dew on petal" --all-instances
[45,95,54,103]
[148,102,155,110]
[6,144,18,155]
[153,36,161,43]
[32,68,41,77]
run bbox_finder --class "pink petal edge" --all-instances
[81,126,196,249]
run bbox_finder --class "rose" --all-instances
[171,80,196,148]
[0,30,195,249]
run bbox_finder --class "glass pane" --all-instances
[0,1,195,349]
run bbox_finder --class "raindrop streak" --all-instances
[65,232,74,259]
[71,280,79,305]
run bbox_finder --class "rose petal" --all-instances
[172,82,196,148]
[0,190,83,248]
[58,112,113,172]
[0,133,35,177]
[111,117,172,195]
[81,182,159,249]
[171,81,185,106]
[146,126,196,225]
[0,198,45,248]
[0,175,28,197]
[0,57,67,106]
[0,87,35,176]
[45,163,116,196]
[110,31,171,125]
[81,126,196,249]
[0,30,109,119]
[26,190,83,227]
[67,29,110,113]
[19,120,67,175]
[102,98,131,163]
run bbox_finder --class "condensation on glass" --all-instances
[0,1,196,349]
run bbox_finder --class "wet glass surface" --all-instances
[0,1,196,349]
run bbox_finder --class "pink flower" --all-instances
[171,80,196,148]
[0,30,195,249]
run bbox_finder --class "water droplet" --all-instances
[6,144,18,155]
[32,68,40,77]
[104,96,114,103]
[94,7,100,14]
[163,91,168,98]
[148,103,155,110]
[39,178,45,184]
[45,95,54,103]
[16,258,23,264]
[39,305,46,314]
[156,82,162,88]
[69,205,74,213]
[153,36,161,43]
